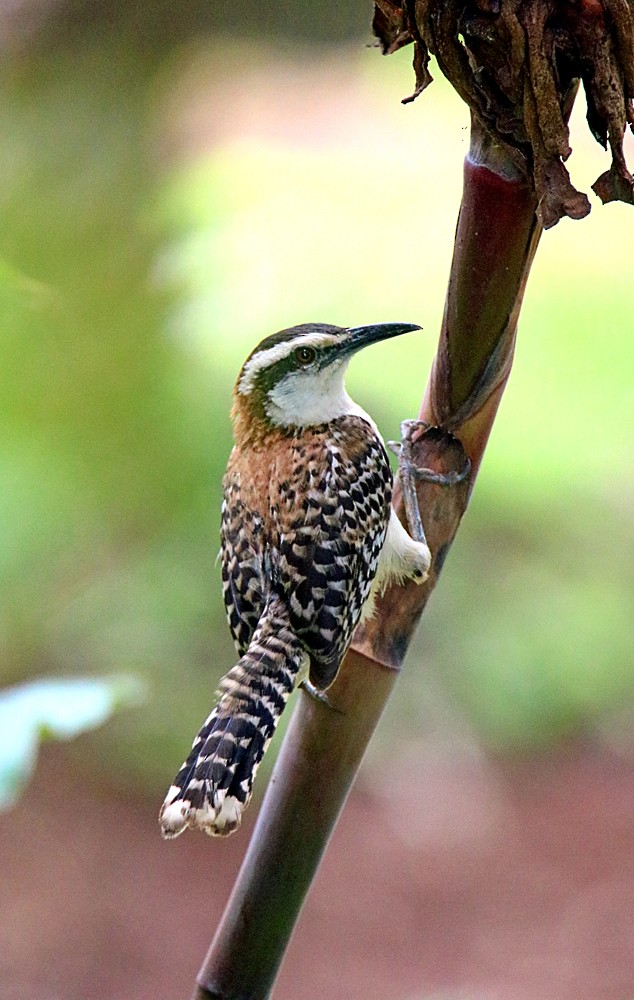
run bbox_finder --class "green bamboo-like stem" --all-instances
[193,119,541,1000]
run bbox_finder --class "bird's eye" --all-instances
[294,346,317,366]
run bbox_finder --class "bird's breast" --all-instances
[225,415,390,528]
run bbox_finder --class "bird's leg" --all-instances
[388,419,471,547]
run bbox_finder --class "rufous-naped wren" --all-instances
[160,322,431,838]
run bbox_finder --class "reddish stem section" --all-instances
[354,129,541,670]
[432,155,539,430]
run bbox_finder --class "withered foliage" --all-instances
[373,0,634,227]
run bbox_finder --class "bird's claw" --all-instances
[300,679,343,714]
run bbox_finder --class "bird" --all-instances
[159,321,431,839]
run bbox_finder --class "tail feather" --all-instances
[160,600,306,838]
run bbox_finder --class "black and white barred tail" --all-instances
[159,598,306,838]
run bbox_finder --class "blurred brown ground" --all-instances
[3,741,634,1000]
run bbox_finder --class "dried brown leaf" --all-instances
[377,0,634,226]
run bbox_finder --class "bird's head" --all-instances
[232,321,421,441]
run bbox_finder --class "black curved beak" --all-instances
[341,321,422,358]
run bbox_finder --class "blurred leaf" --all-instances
[0,676,146,809]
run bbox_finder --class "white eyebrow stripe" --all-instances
[237,332,342,395]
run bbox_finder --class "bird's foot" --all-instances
[388,420,471,547]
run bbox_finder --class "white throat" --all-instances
[264,363,375,430]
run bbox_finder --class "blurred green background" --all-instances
[2,0,634,807]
